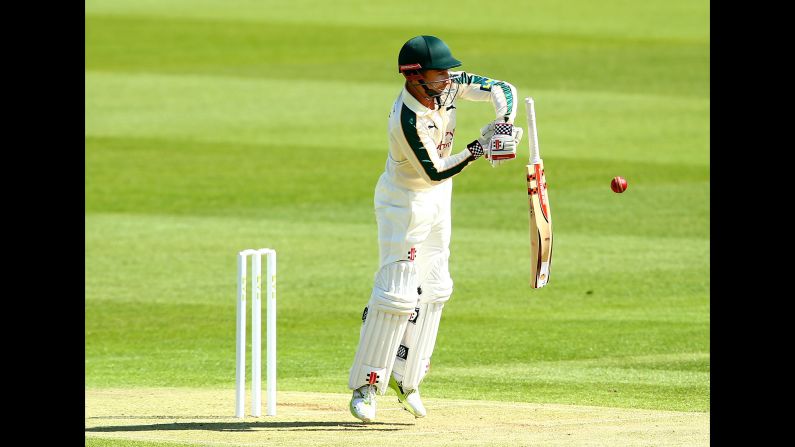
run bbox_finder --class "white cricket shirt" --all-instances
[385,71,518,190]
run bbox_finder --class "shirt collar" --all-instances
[401,85,434,116]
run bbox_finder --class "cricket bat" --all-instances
[525,97,553,288]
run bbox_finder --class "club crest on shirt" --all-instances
[436,130,455,156]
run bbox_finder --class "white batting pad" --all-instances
[391,301,445,390]
[349,261,419,394]
[392,253,453,390]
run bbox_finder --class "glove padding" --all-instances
[478,121,523,167]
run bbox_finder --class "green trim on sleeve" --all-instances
[495,81,514,118]
[452,72,469,85]
[400,104,470,181]
[457,73,514,117]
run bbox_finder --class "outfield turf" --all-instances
[85,0,709,427]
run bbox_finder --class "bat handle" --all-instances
[525,97,542,164]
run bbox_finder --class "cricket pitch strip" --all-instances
[86,388,708,446]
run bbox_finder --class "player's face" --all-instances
[421,69,452,95]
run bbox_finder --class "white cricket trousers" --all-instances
[375,172,453,280]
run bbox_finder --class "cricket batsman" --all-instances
[348,35,523,422]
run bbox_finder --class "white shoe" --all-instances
[349,385,377,422]
[389,375,427,418]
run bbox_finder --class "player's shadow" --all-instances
[85,420,412,432]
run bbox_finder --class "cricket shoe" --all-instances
[349,385,377,423]
[389,375,427,418]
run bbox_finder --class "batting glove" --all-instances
[480,121,522,167]
[467,121,496,160]
[491,126,524,166]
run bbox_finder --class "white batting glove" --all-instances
[491,126,524,166]
[468,122,524,165]
[481,121,522,167]
[476,122,496,149]
[512,126,524,148]
[467,122,496,160]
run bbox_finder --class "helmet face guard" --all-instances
[401,68,459,108]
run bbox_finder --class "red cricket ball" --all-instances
[611,176,628,193]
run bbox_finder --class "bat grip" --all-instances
[525,97,541,164]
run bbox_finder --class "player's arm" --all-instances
[396,104,491,185]
[452,72,523,166]
[452,71,518,123]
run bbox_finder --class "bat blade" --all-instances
[527,162,553,288]
[525,97,553,288]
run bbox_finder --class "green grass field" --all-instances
[86,1,709,444]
